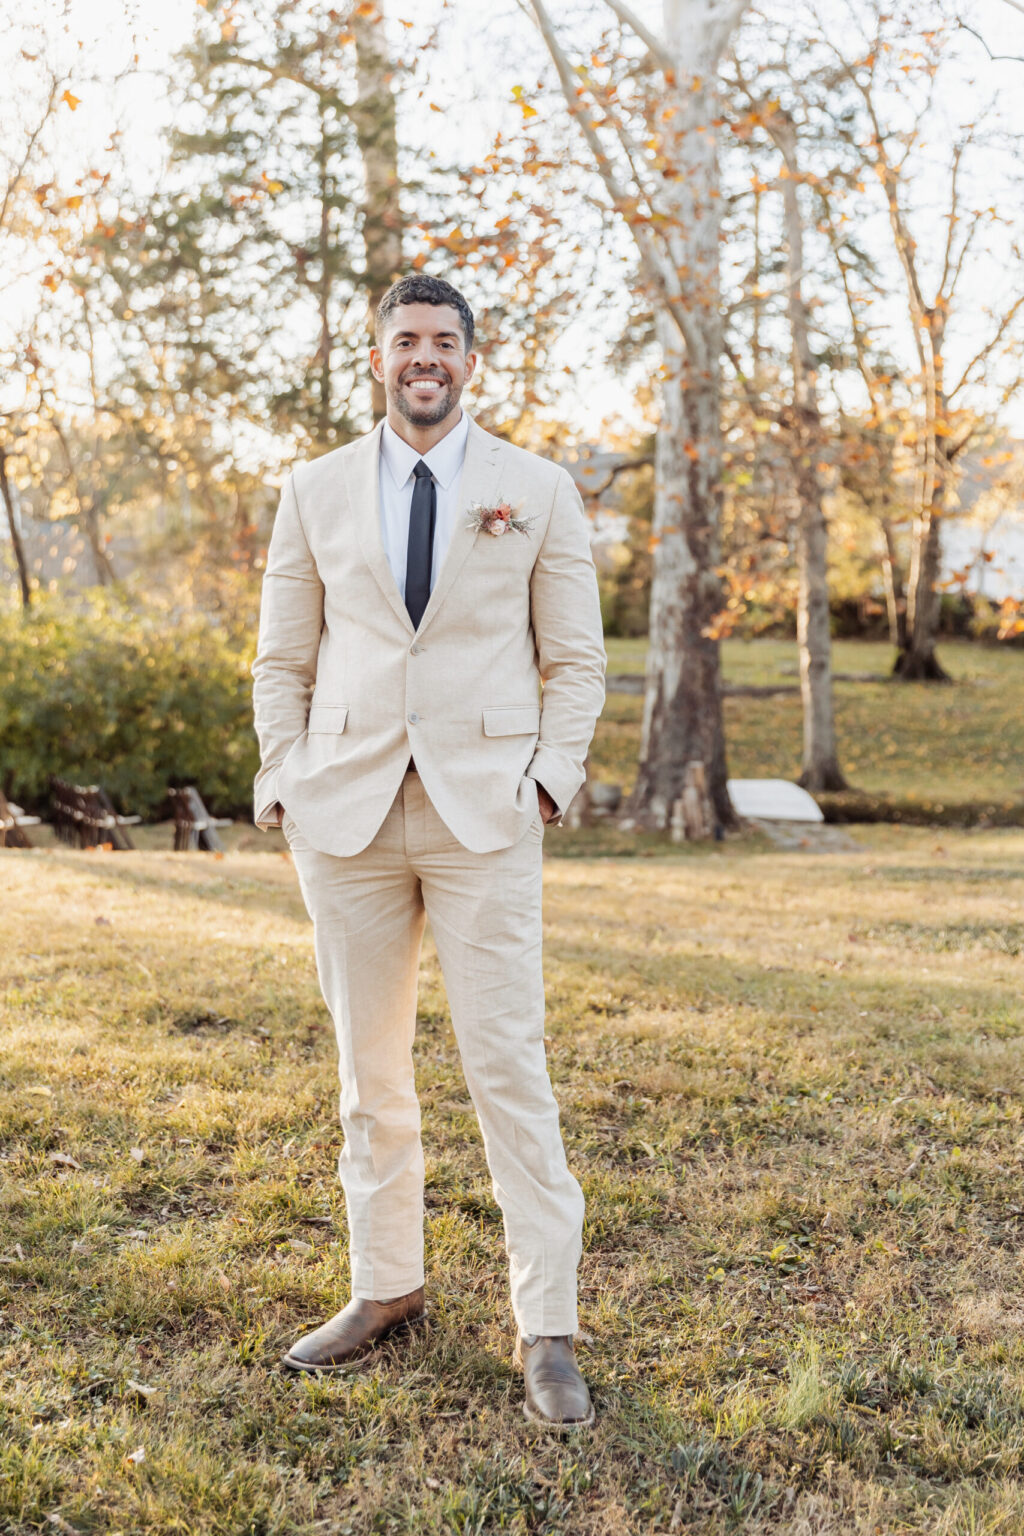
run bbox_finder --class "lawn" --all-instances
[596,638,1024,821]
[2,826,1023,1534]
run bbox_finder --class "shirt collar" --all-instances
[380,409,469,492]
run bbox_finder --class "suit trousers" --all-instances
[283,767,584,1336]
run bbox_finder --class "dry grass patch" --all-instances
[2,828,1023,1534]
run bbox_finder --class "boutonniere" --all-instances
[466,499,537,538]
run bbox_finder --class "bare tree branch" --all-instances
[957,19,1024,63]
[0,77,60,234]
[949,287,1024,399]
[527,0,707,364]
[599,0,674,72]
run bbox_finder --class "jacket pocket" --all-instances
[482,704,541,737]
[307,704,349,734]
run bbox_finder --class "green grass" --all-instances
[3,826,1024,1533]
[597,638,1024,819]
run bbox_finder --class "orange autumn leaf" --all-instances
[61,90,80,111]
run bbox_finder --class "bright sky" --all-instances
[8,0,1024,442]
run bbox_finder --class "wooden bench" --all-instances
[50,777,141,850]
[168,786,231,852]
[0,788,41,848]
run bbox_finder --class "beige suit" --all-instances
[253,412,605,854]
[252,409,605,1336]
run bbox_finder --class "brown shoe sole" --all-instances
[281,1310,427,1374]
[521,1398,597,1431]
[513,1338,597,1431]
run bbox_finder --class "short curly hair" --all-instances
[374,274,475,353]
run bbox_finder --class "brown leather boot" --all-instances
[281,1287,426,1373]
[515,1333,596,1430]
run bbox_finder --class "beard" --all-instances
[392,372,459,427]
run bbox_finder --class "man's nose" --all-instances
[410,343,443,370]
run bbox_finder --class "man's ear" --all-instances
[464,349,478,384]
[369,345,384,382]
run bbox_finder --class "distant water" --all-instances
[940,516,1024,601]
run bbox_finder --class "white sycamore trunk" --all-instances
[774,112,847,791]
[631,0,746,829]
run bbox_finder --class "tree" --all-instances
[90,0,407,471]
[724,72,848,790]
[771,108,846,788]
[820,6,1024,680]
[527,0,746,830]
[351,4,403,422]
[0,1,132,606]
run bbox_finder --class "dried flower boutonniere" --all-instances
[466,499,537,538]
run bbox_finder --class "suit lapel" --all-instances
[348,409,505,638]
[349,416,415,635]
[416,413,503,638]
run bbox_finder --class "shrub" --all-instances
[0,596,259,820]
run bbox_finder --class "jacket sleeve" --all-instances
[525,467,606,821]
[251,474,324,827]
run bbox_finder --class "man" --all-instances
[251,273,605,1429]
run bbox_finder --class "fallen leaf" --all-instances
[129,1148,144,1163]
[286,1239,314,1256]
[124,1445,145,1465]
[61,90,80,110]
[25,1085,53,1096]
[126,1378,161,1401]
[46,1513,83,1536]
[47,1152,82,1170]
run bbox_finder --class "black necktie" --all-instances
[405,459,436,629]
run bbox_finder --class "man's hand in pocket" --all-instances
[537,785,558,825]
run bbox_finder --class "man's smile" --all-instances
[404,375,446,395]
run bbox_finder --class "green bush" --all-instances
[0,596,259,820]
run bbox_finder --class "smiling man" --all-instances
[251,273,606,1429]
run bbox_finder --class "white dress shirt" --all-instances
[379,410,470,602]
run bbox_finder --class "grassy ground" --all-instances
[3,825,1023,1534]
[597,639,1024,820]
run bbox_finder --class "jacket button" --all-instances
[410,643,421,655]
[408,712,419,724]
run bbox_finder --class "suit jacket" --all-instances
[251,410,606,856]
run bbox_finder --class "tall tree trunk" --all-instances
[634,310,731,826]
[794,481,845,788]
[895,308,951,681]
[772,110,846,790]
[0,445,31,608]
[83,494,115,586]
[630,1,743,829]
[353,3,403,422]
[314,105,333,449]
[895,468,949,679]
[896,506,947,678]
[880,517,906,649]
[529,0,744,830]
